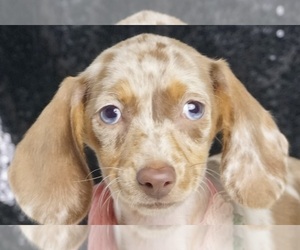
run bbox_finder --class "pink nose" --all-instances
[136,163,176,199]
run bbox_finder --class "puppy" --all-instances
[8,32,300,248]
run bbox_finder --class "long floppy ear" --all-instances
[210,59,288,209]
[8,77,93,224]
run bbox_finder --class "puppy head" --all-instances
[82,34,215,216]
[9,34,288,224]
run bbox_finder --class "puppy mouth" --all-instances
[137,201,177,210]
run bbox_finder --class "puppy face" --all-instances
[82,34,216,213]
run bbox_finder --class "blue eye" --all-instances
[99,105,121,124]
[183,101,204,120]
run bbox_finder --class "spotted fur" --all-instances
[8,33,300,234]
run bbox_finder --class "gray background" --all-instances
[0,0,300,24]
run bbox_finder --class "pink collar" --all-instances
[88,183,116,225]
[199,179,233,225]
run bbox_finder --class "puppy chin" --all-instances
[119,194,185,217]
[136,202,179,216]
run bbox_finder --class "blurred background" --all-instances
[0,0,299,24]
[0,25,299,226]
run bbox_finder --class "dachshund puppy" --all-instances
[8,33,300,234]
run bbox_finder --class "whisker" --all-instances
[205,172,220,183]
[77,165,124,183]
[98,174,116,187]
[205,169,221,183]
[89,174,116,203]
[108,189,121,220]
[214,136,223,146]
[205,168,221,177]
[75,168,103,183]
[89,178,119,222]
[75,175,103,183]
[100,166,124,171]
[100,179,120,215]
[87,168,101,176]
[195,180,206,200]
[187,161,208,168]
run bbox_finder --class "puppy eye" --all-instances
[183,101,204,120]
[99,105,121,124]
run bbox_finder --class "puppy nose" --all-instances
[137,164,176,199]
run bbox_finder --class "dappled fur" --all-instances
[9,33,299,229]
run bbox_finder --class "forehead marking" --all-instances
[110,80,139,117]
[148,49,169,62]
[152,80,187,122]
[156,42,167,49]
[164,80,187,101]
